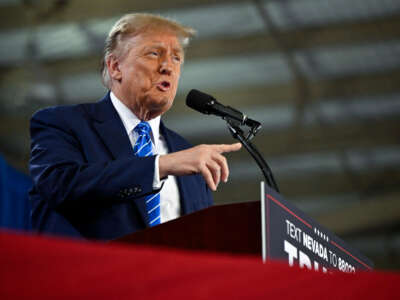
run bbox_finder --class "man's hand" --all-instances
[159,143,242,191]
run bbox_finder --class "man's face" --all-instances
[113,30,183,120]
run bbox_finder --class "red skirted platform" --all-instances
[0,230,398,299]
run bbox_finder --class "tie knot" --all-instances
[134,121,151,135]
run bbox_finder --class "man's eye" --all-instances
[173,55,181,62]
[149,51,158,57]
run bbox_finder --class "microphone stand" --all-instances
[225,118,280,193]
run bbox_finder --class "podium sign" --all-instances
[261,182,373,273]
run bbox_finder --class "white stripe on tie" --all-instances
[148,203,160,214]
[146,193,159,204]
[150,216,161,225]
[143,149,153,157]
[133,139,151,155]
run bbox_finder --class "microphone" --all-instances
[186,89,259,128]
[186,90,278,191]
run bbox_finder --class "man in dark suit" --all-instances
[29,13,241,240]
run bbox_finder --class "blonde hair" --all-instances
[101,13,196,89]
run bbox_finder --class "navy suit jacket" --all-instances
[29,93,213,240]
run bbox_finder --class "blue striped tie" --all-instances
[133,121,161,226]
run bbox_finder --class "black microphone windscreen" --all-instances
[186,89,215,114]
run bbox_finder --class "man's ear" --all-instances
[106,54,122,82]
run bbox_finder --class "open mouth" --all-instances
[157,81,171,91]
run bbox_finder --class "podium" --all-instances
[114,185,373,273]
[115,201,261,255]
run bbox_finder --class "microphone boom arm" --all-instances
[225,118,280,193]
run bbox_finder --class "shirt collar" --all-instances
[110,91,161,143]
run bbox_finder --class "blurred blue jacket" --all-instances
[0,155,32,231]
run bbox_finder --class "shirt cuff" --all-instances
[153,155,167,189]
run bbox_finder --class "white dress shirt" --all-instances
[110,92,181,223]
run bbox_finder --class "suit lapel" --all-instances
[160,122,192,215]
[87,93,148,226]
[90,93,133,159]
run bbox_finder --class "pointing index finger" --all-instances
[216,143,242,154]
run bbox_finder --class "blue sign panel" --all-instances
[261,183,373,273]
